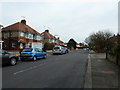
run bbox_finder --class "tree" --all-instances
[112,44,120,54]
[43,42,54,50]
[85,30,113,52]
[67,38,77,50]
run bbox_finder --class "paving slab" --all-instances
[84,52,120,89]
[91,53,119,88]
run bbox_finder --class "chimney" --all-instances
[21,19,26,25]
[58,37,60,40]
[45,30,49,33]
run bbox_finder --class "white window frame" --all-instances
[20,32,24,37]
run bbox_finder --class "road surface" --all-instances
[2,49,88,88]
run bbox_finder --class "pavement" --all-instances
[84,50,120,88]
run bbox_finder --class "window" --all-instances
[52,39,55,43]
[12,43,16,48]
[0,43,2,49]
[37,35,42,40]
[0,49,2,54]
[54,47,60,49]
[55,40,58,43]
[26,33,28,38]
[38,48,42,52]
[26,33,33,39]
[34,35,42,40]
[35,48,39,52]
[22,48,33,52]
[20,43,23,49]
[1,50,8,54]
[20,32,24,37]
[3,32,9,39]
[29,33,33,39]
[26,43,32,48]
[10,32,18,37]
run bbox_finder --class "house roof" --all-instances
[110,35,120,43]
[2,20,41,35]
[41,30,56,39]
[58,40,64,43]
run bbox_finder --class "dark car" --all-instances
[0,49,18,66]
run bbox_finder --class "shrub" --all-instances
[112,44,120,54]
[44,42,55,50]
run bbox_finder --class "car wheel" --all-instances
[10,58,17,66]
[43,54,47,59]
[66,50,68,53]
[61,52,63,55]
[67,50,69,53]
[33,56,37,61]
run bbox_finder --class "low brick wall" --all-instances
[107,54,120,66]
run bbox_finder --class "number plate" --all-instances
[24,54,28,55]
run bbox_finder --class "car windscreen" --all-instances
[22,48,33,52]
[53,47,60,49]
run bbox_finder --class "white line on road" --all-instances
[13,64,42,75]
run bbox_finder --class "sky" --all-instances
[0,0,119,43]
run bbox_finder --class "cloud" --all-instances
[1,0,118,42]
[0,0,119,3]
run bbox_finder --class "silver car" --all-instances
[52,46,65,55]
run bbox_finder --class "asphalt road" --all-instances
[2,49,88,88]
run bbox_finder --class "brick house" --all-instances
[41,30,65,46]
[0,28,3,49]
[110,34,120,44]
[41,30,59,45]
[58,39,64,46]
[2,20,43,51]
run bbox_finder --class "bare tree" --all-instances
[85,30,113,52]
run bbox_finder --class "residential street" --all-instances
[2,50,88,88]
[1,1,120,89]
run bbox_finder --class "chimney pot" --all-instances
[21,19,26,25]
[45,30,49,33]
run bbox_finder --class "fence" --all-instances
[107,53,120,66]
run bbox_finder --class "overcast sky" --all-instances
[0,0,119,43]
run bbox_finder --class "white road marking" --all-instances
[13,64,42,75]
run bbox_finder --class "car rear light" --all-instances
[30,52,34,54]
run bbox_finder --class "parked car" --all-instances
[52,46,68,55]
[63,47,69,53]
[20,48,47,61]
[0,49,18,66]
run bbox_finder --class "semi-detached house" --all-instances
[0,28,3,49]
[41,30,59,45]
[41,30,64,46]
[2,20,43,51]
